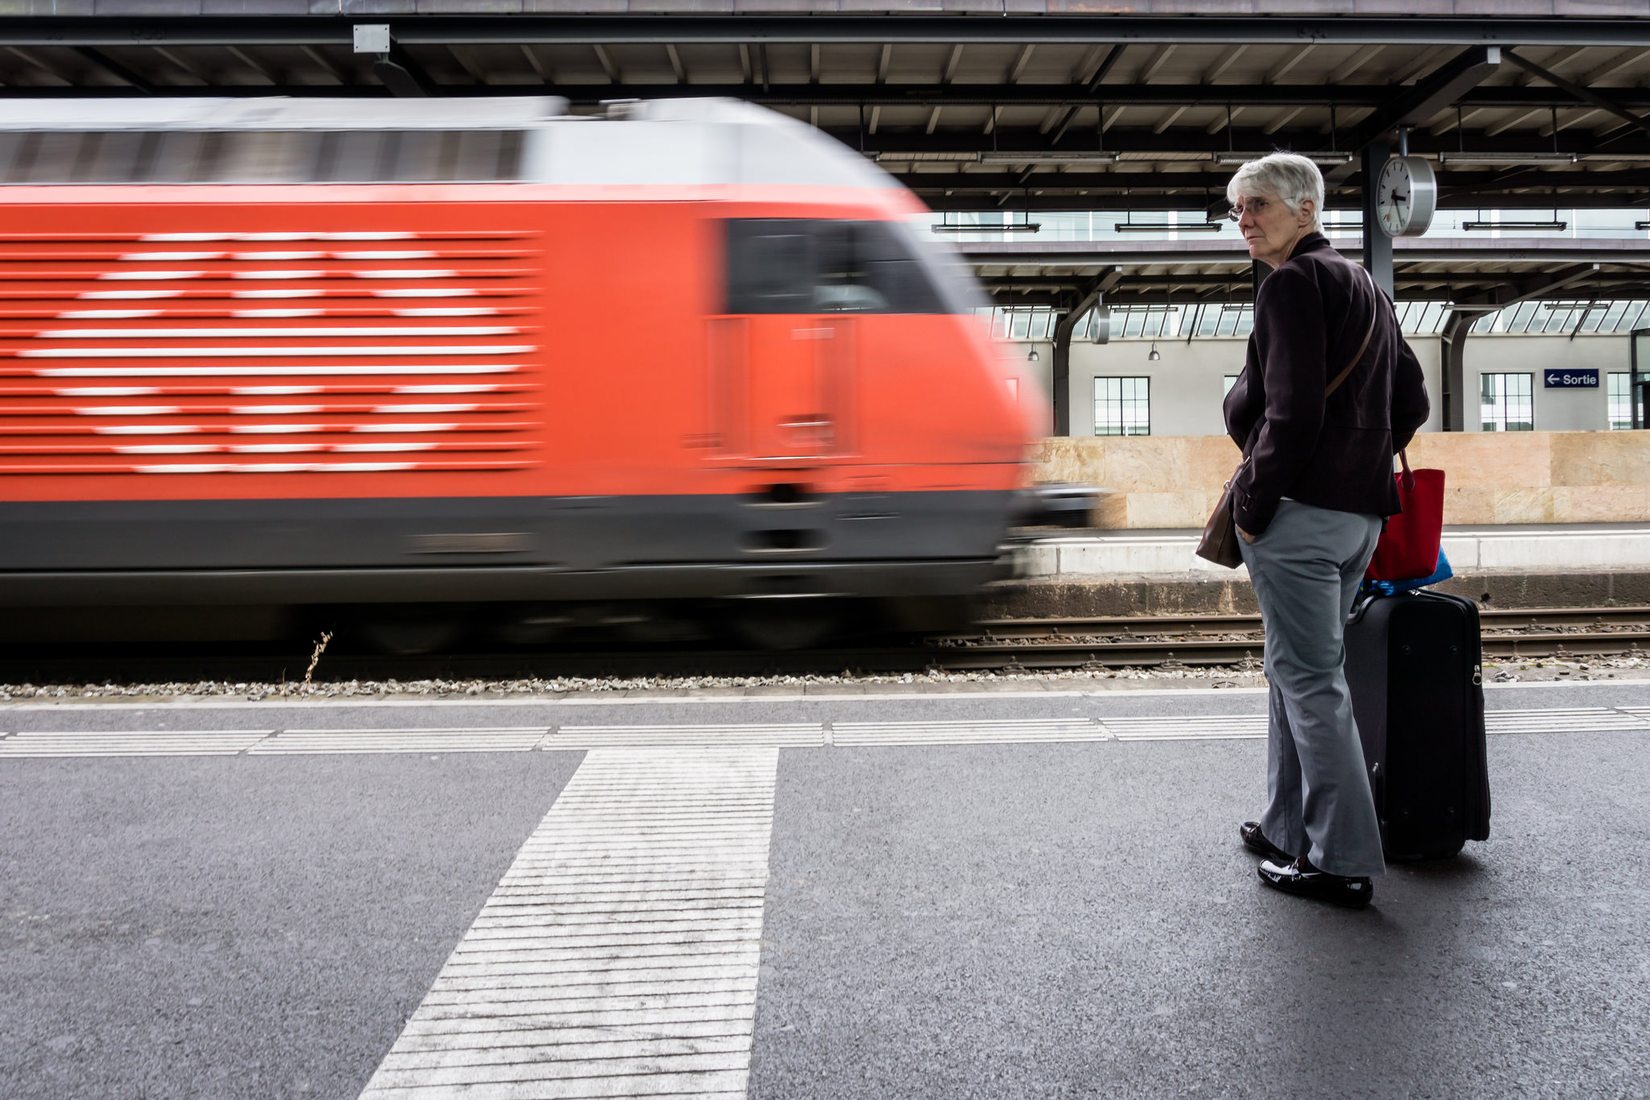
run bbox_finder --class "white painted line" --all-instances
[830,717,1105,746]
[1101,714,1269,740]
[548,724,822,749]
[0,729,271,757]
[359,746,777,1100]
[250,727,548,755]
[1487,708,1650,735]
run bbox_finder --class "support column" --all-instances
[1051,339,1071,436]
[1359,140,1394,297]
[1051,288,1103,437]
[1440,309,1473,432]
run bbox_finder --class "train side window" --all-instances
[0,133,38,183]
[725,220,816,314]
[147,132,225,182]
[212,130,319,183]
[390,131,447,181]
[86,131,158,182]
[318,130,393,182]
[0,133,28,182]
[13,133,85,183]
[0,129,523,184]
[453,130,524,181]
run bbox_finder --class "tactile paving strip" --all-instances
[0,728,271,756]
[1488,707,1650,735]
[829,717,1105,746]
[550,724,823,749]
[1100,715,1269,740]
[251,727,549,754]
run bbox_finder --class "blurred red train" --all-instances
[0,97,1076,649]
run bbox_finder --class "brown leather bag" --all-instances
[1195,458,1250,568]
[1196,272,1380,569]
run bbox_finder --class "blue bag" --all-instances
[1362,548,1452,598]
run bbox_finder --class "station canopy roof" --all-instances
[2,3,1647,308]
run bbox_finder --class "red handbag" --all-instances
[1365,450,1445,582]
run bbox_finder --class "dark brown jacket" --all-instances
[1222,233,1429,536]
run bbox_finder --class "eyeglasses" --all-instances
[1228,197,1275,221]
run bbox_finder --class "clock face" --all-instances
[1376,156,1437,238]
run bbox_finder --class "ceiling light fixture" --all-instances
[1027,347,1040,362]
[1147,341,1162,362]
[1210,151,1354,166]
[978,151,1121,164]
[1114,222,1222,233]
[870,151,982,163]
[932,222,1042,234]
[1461,220,1567,231]
[1438,151,1577,166]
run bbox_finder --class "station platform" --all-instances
[3,683,1648,1097]
[988,523,1650,617]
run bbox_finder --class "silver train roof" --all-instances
[0,97,903,191]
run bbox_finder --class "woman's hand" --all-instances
[1238,526,1258,544]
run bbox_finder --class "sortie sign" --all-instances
[1543,369,1599,389]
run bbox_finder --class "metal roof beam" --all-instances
[73,46,155,92]
[8,17,1650,49]
[1502,48,1650,142]
[10,80,1650,111]
[298,44,350,86]
[1325,45,1502,187]
[1449,263,1601,314]
[851,125,1650,159]
[372,45,435,97]
[926,194,1650,212]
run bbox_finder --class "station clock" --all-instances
[1375,155,1438,238]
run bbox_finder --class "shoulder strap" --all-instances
[1325,267,1379,398]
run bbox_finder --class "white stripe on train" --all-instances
[35,364,518,376]
[140,232,420,242]
[19,345,532,357]
[35,326,520,338]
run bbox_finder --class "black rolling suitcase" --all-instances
[1344,589,1492,860]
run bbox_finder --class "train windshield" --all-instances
[725,219,974,315]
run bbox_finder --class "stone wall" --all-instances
[1034,431,1650,529]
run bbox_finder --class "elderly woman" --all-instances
[1222,152,1429,908]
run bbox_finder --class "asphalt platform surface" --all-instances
[3,679,1648,1099]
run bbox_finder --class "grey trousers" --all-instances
[1238,499,1386,878]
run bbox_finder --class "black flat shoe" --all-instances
[1239,821,1293,863]
[1257,857,1374,909]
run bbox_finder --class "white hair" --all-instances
[1226,152,1324,225]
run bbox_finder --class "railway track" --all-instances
[928,606,1650,669]
[2,606,1647,688]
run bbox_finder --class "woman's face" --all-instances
[1234,192,1315,267]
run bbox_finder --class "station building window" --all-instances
[1094,376,1150,436]
[1480,372,1534,432]
[1608,372,1634,430]
[1223,374,1239,397]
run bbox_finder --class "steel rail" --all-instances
[1,606,1647,686]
